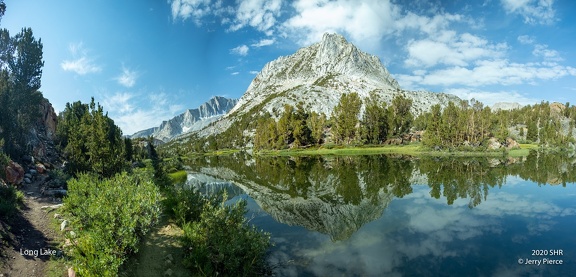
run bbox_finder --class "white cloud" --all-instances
[501,0,556,24]
[396,59,576,88]
[231,71,240,75]
[444,88,540,106]
[116,66,139,88]
[251,38,275,47]
[533,44,562,61]
[169,0,212,23]
[61,42,102,75]
[283,0,401,46]
[249,70,259,74]
[229,0,282,35]
[102,92,134,114]
[283,184,575,277]
[394,11,463,35]
[103,92,184,135]
[230,44,249,56]
[517,35,535,44]
[405,32,507,68]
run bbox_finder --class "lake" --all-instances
[184,151,576,276]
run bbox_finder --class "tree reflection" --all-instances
[184,150,576,240]
[417,158,506,208]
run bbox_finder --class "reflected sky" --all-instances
[233,178,576,276]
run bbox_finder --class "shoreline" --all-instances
[254,143,540,157]
[177,143,544,158]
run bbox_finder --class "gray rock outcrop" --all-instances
[130,96,238,142]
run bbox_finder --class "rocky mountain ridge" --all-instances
[192,33,461,138]
[130,96,238,142]
[491,102,523,111]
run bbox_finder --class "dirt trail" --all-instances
[1,174,61,277]
[123,218,188,277]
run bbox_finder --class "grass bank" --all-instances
[256,143,539,157]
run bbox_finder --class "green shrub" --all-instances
[164,184,206,226]
[48,168,71,189]
[167,170,187,185]
[0,185,24,219]
[0,146,9,180]
[181,196,271,276]
[63,170,161,277]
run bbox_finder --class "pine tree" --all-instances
[308,112,326,145]
[124,137,133,162]
[0,27,44,158]
[277,105,294,147]
[361,91,388,144]
[292,103,311,147]
[57,98,125,177]
[440,101,459,147]
[388,94,413,137]
[422,104,442,147]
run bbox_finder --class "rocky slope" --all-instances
[130,96,238,142]
[27,97,59,162]
[193,33,461,138]
[491,102,522,111]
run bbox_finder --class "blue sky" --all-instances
[2,0,575,135]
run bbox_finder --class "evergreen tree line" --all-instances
[0,26,44,158]
[419,100,575,149]
[251,92,576,151]
[253,92,415,150]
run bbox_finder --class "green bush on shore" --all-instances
[164,185,272,276]
[181,195,271,276]
[0,185,23,220]
[62,170,161,277]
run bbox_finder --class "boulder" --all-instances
[384,138,403,145]
[36,163,46,174]
[41,204,64,211]
[486,137,501,150]
[5,161,25,184]
[42,189,67,197]
[22,155,34,165]
[60,220,68,231]
[24,177,31,184]
[505,137,520,149]
[549,102,565,118]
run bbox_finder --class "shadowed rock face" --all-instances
[130,96,238,142]
[24,97,59,163]
[194,32,461,137]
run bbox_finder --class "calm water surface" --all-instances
[185,152,576,276]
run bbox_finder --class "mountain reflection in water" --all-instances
[184,151,576,276]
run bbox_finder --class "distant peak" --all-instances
[321,33,348,44]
